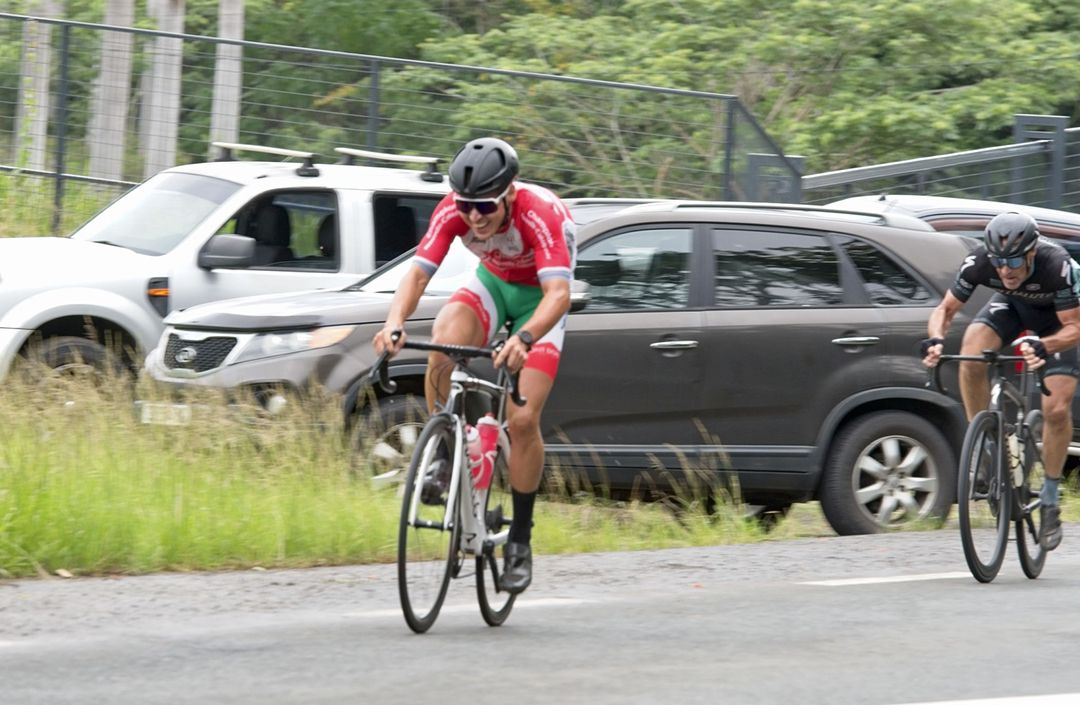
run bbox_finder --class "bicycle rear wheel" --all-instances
[957,410,1011,583]
[398,413,461,634]
[476,448,516,626]
[1016,410,1046,579]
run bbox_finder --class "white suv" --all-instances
[0,143,450,378]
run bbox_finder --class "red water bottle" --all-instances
[465,424,483,485]
[475,413,499,490]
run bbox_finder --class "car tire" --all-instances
[820,411,956,535]
[14,336,129,401]
[351,394,429,489]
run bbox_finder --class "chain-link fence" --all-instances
[801,115,1080,212]
[0,12,798,235]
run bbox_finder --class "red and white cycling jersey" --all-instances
[413,182,575,286]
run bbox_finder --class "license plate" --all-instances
[137,401,193,426]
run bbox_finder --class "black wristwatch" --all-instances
[515,329,534,351]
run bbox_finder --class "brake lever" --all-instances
[1037,367,1050,396]
[367,330,401,394]
[492,339,528,407]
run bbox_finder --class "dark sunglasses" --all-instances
[989,254,1027,269]
[453,185,510,215]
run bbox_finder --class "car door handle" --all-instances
[831,336,880,346]
[650,340,699,350]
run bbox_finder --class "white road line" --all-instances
[343,596,591,619]
[799,571,971,586]
[896,695,1080,705]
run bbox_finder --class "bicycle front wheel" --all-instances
[476,447,516,626]
[1016,409,1046,579]
[398,413,461,634]
[958,410,1011,583]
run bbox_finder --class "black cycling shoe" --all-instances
[499,542,532,594]
[420,458,450,506]
[1042,505,1063,551]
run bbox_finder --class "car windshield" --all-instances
[351,238,478,295]
[70,172,242,255]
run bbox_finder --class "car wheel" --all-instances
[351,394,428,489]
[820,411,956,535]
[15,336,129,403]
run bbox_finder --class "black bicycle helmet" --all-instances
[984,211,1039,258]
[448,137,519,198]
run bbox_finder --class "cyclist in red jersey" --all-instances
[374,137,575,594]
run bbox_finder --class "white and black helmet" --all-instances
[984,211,1039,258]
[448,137,519,198]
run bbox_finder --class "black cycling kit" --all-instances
[951,238,1080,377]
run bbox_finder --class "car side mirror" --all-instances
[569,279,591,313]
[198,234,255,269]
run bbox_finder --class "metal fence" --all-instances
[801,114,1080,211]
[0,12,797,234]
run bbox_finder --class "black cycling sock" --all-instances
[509,489,537,545]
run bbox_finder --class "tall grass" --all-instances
[0,375,772,579]
[0,175,120,237]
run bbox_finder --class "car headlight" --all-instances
[233,325,356,364]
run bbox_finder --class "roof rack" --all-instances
[334,147,444,183]
[211,142,319,177]
[652,200,932,230]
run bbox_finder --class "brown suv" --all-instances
[143,201,982,535]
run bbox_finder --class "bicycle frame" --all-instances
[930,348,1050,581]
[932,350,1047,490]
[411,364,513,556]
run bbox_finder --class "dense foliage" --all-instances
[4,0,1080,173]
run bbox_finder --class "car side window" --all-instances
[575,227,693,311]
[373,194,442,267]
[835,235,934,305]
[712,228,843,307]
[215,190,338,270]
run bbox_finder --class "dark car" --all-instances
[830,193,1080,466]
[828,193,1080,258]
[141,200,982,535]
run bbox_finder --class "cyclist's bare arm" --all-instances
[1040,306,1080,354]
[374,264,432,355]
[493,277,571,371]
[1018,306,1080,369]
[923,290,965,367]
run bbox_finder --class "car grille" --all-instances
[164,334,238,373]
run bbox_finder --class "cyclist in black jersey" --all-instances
[922,211,1080,550]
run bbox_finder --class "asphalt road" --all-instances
[3,527,1080,705]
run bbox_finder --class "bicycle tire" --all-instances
[398,413,461,634]
[1016,409,1046,579]
[957,410,1011,583]
[476,447,516,626]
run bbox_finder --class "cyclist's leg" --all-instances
[960,295,1016,420]
[1025,308,1079,549]
[1035,351,1078,550]
[425,273,504,412]
[499,287,567,594]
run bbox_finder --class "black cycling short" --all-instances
[972,293,1080,378]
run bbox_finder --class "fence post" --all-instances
[366,59,380,155]
[1013,114,1068,209]
[51,23,70,235]
[723,99,735,200]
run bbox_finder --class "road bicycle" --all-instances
[929,349,1050,582]
[370,333,525,633]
